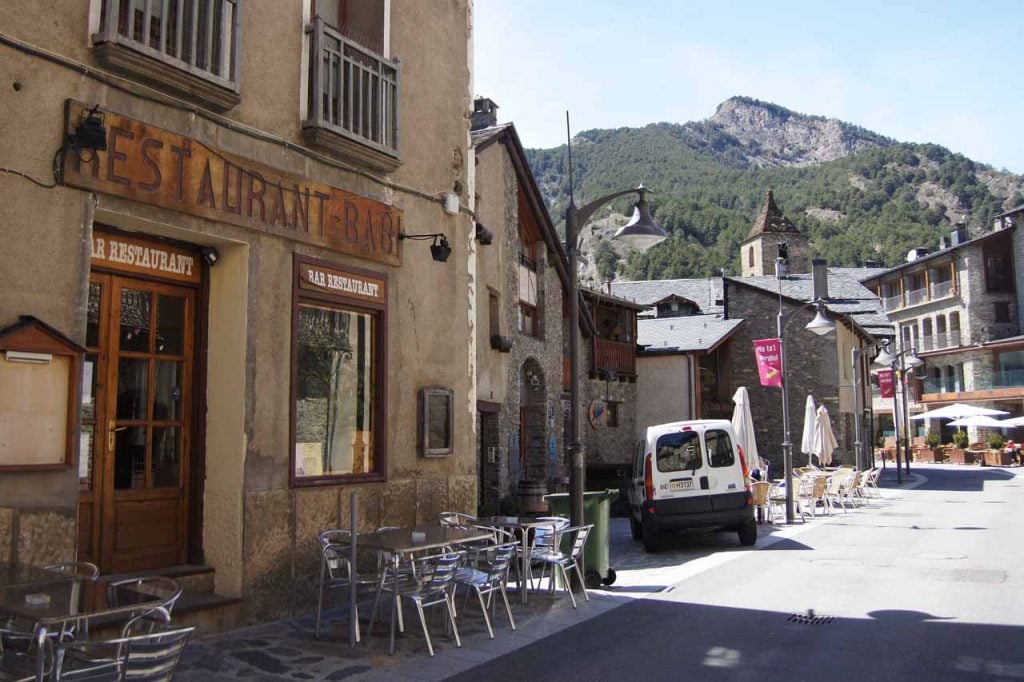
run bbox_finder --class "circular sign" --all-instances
[588,399,607,428]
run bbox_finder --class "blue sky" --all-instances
[473,1,1023,174]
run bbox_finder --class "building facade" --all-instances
[0,0,475,625]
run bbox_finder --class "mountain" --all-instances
[525,97,1024,284]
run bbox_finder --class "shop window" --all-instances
[93,0,241,110]
[292,257,386,484]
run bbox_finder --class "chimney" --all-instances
[864,260,879,268]
[471,97,499,131]
[950,224,968,246]
[939,235,950,250]
[811,259,829,300]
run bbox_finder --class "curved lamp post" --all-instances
[777,258,836,523]
[872,342,923,482]
[850,344,876,472]
[565,183,666,528]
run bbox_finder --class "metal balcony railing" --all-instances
[96,0,240,91]
[882,295,902,311]
[905,288,928,306]
[306,16,399,157]
[923,369,1024,394]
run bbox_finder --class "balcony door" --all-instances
[79,274,196,573]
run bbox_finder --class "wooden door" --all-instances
[79,274,195,572]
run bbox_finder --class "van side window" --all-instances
[655,431,702,473]
[706,429,735,468]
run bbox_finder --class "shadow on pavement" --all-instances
[879,464,1018,492]
[447,598,1024,682]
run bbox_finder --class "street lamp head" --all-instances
[906,352,924,368]
[872,346,895,368]
[804,304,836,336]
[613,184,668,251]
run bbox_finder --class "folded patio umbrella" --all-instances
[910,403,1009,420]
[800,395,817,466]
[731,387,759,475]
[812,405,838,467]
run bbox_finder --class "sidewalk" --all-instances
[178,482,915,680]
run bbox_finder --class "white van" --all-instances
[628,419,756,551]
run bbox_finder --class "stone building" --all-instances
[740,190,810,277]
[471,100,570,513]
[861,219,1024,445]
[0,0,475,626]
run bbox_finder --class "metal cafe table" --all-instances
[0,564,165,681]
[476,516,560,605]
[358,525,492,654]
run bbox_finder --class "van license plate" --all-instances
[669,479,694,491]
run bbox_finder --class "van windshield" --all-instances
[655,431,702,473]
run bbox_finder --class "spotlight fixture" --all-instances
[399,232,452,263]
[200,246,220,267]
[475,223,493,246]
[69,104,108,155]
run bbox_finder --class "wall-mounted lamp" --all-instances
[399,232,451,263]
[475,223,493,246]
[68,104,108,159]
[200,246,219,267]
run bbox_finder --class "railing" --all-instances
[919,335,934,352]
[96,0,240,91]
[306,16,399,157]
[928,331,961,349]
[594,339,635,376]
[923,369,1024,394]
[882,295,902,311]
[930,280,953,299]
[905,288,928,306]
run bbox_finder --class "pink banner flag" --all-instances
[877,369,894,398]
[753,338,783,387]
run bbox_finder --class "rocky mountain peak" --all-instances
[709,96,893,167]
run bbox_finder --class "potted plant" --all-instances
[949,430,970,464]
[985,433,1011,466]
[925,433,944,463]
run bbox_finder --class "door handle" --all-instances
[108,421,127,450]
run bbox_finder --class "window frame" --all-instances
[289,254,388,487]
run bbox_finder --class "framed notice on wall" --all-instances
[419,387,454,457]
[0,317,84,470]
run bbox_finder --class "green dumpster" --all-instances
[543,489,619,588]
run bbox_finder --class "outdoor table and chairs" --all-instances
[475,516,566,605]
[0,562,187,681]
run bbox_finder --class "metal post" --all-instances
[349,491,358,646]
[902,357,913,476]
[565,200,584,529]
[852,347,863,471]
[779,308,795,524]
[891,359,903,484]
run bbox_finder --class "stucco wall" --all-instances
[636,354,693,437]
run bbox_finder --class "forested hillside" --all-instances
[525,97,1024,282]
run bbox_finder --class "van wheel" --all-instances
[642,518,661,552]
[738,518,757,546]
[629,513,642,540]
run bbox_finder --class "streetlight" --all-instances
[872,341,923,482]
[777,259,836,524]
[850,344,876,472]
[565,183,666,529]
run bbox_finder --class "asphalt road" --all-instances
[450,465,1024,681]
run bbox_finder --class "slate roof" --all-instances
[727,266,891,338]
[610,278,724,315]
[745,189,800,240]
[637,315,744,353]
[858,226,1015,281]
[470,123,511,150]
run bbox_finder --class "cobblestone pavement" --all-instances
[179,480,914,680]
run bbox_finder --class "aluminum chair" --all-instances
[439,512,477,529]
[530,525,592,609]
[315,529,382,641]
[44,562,101,581]
[58,608,193,681]
[376,552,463,656]
[527,517,569,590]
[454,542,517,638]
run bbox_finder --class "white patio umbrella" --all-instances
[947,415,1009,429]
[731,387,759,476]
[999,416,1024,428]
[800,395,817,466]
[812,405,839,467]
[910,403,1009,420]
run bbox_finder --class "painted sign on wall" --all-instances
[753,338,783,388]
[63,100,402,266]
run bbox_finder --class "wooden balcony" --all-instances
[594,338,635,377]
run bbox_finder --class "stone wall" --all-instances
[725,280,846,473]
